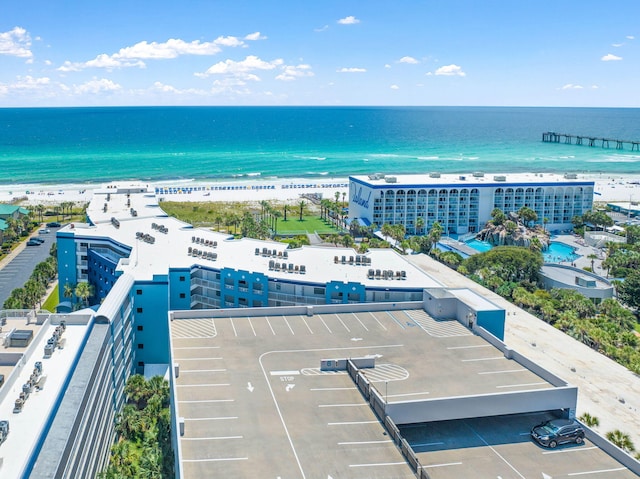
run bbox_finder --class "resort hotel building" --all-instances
[2,181,638,479]
[348,172,595,235]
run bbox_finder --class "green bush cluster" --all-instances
[99,375,174,479]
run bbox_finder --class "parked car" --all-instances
[46,222,61,228]
[26,239,42,246]
[38,228,50,234]
[31,237,45,244]
[531,418,585,448]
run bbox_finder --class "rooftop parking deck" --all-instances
[169,307,594,479]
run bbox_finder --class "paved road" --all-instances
[0,227,59,307]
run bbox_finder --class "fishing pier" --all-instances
[542,131,640,151]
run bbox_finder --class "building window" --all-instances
[137,307,143,313]
[138,361,144,368]
[137,325,143,331]
[137,344,144,349]
[180,293,186,299]
[276,283,281,290]
[179,276,185,282]
[136,289,142,295]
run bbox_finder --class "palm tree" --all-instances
[606,430,635,452]
[34,204,46,222]
[298,200,306,221]
[415,216,425,235]
[381,223,393,242]
[587,253,598,271]
[283,204,289,221]
[272,210,281,236]
[75,281,94,307]
[579,412,599,428]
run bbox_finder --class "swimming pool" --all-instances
[465,239,493,253]
[543,242,581,263]
[465,238,580,263]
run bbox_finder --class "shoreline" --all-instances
[1,172,639,206]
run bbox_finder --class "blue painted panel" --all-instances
[325,281,365,304]
[57,234,78,303]
[133,278,170,367]
[168,268,191,310]
[477,310,505,341]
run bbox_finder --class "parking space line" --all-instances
[319,403,367,408]
[182,435,243,441]
[542,446,597,455]
[270,370,300,376]
[478,368,526,375]
[366,311,388,331]
[496,382,547,389]
[310,387,355,391]
[412,441,445,447]
[183,416,238,421]
[465,423,526,479]
[177,383,230,387]
[300,316,314,334]
[461,357,505,362]
[229,317,237,336]
[422,462,463,469]
[447,344,493,350]
[182,457,248,463]
[247,317,257,336]
[180,399,234,403]
[328,420,379,426]
[338,439,392,445]
[318,315,332,333]
[567,467,627,476]
[265,316,276,335]
[335,314,351,332]
[386,311,406,329]
[282,315,295,335]
[174,346,220,350]
[351,312,369,332]
[350,461,407,468]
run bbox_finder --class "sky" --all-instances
[1,0,639,107]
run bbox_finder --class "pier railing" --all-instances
[542,131,640,151]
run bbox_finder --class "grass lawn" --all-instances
[42,283,59,312]
[277,216,338,235]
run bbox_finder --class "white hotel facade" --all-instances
[348,172,595,235]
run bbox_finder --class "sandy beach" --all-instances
[1,173,639,206]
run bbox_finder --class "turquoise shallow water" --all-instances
[1,106,639,186]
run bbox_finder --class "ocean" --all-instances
[1,106,639,186]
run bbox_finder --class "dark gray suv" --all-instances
[531,418,585,448]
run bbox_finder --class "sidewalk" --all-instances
[407,253,640,450]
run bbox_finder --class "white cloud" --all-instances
[74,78,122,94]
[591,85,599,89]
[0,26,33,58]
[244,32,267,41]
[10,75,51,89]
[338,16,360,25]
[276,64,314,81]
[59,35,248,71]
[434,64,466,76]
[398,56,419,64]
[612,43,624,47]
[44,59,52,65]
[561,84,584,90]
[390,84,399,90]
[337,67,366,73]
[314,25,329,32]
[384,64,391,69]
[197,55,283,80]
[601,53,622,61]
[626,35,635,40]
[150,81,208,96]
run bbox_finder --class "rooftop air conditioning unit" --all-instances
[473,172,485,177]
[429,172,441,178]
[385,176,397,183]
[493,175,507,182]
